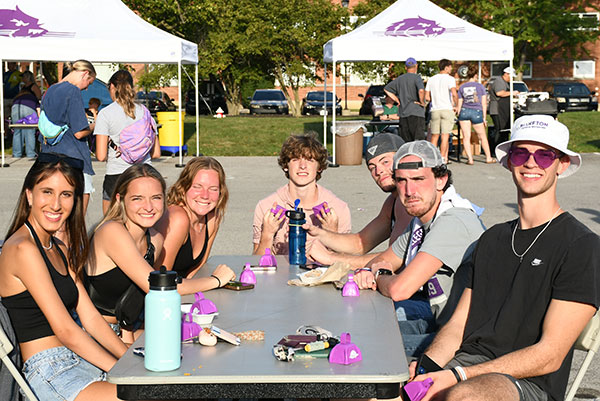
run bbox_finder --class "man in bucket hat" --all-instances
[306,133,412,268]
[410,115,599,401]
[354,140,485,357]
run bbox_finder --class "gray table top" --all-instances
[108,255,409,387]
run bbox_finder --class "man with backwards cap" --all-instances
[306,133,412,269]
[411,115,599,401]
[355,140,485,357]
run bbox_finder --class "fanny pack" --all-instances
[38,110,69,146]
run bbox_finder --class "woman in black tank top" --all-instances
[85,164,236,343]
[0,153,127,400]
[155,157,235,284]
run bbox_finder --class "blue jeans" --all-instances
[395,299,437,358]
[22,346,105,401]
[458,107,484,124]
[11,103,37,158]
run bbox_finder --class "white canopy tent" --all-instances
[322,0,514,164]
[0,0,200,167]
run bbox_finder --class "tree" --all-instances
[252,0,348,116]
[350,0,599,79]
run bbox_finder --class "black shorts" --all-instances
[102,174,121,201]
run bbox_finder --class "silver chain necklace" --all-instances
[25,224,53,251]
[511,208,561,263]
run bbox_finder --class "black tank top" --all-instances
[85,230,154,316]
[172,214,209,277]
[1,221,78,343]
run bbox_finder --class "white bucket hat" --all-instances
[495,114,581,178]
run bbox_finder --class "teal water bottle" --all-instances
[144,266,181,372]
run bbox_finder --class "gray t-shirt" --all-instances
[391,207,485,326]
[489,77,509,115]
[384,73,425,118]
[94,102,152,175]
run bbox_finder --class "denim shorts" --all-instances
[22,346,106,401]
[458,108,484,124]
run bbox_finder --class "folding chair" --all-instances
[565,310,600,401]
[0,317,38,401]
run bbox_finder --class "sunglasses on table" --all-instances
[508,147,562,169]
[37,153,84,171]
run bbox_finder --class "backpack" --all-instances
[38,110,69,146]
[118,106,157,164]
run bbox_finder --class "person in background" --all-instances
[306,133,411,269]
[40,60,96,213]
[488,67,519,155]
[86,164,235,344]
[457,66,495,164]
[380,95,400,136]
[253,133,351,256]
[154,157,235,281]
[0,153,127,400]
[94,70,160,214]
[425,59,458,164]
[384,58,426,143]
[11,71,41,159]
[86,97,101,122]
[410,115,599,401]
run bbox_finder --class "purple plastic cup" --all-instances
[312,202,330,217]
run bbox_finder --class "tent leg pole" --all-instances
[330,61,339,168]
[0,59,8,168]
[176,61,185,168]
[478,61,481,83]
[323,63,327,148]
[509,59,514,137]
[195,64,200,157]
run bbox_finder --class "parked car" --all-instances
[301,91,342,116]
[185,88,228,115]
[135,91,176,115]
[81,79,112,110]
[358,85,385,116]
[249,89,289,115]
[546,82,598,112]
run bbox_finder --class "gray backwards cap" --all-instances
[365,133,405,163]
[393,140,444,170]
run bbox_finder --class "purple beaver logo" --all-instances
[0,6,48,37]
[385,16,446,37]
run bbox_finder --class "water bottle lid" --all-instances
[149,266,180,290]
[286,208,305,220]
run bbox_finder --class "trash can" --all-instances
[156,111,188,155]
[332,121,369,165]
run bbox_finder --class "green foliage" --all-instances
[433,0,600,70]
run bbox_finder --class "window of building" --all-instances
[571,12,599,31]
[490,62,532,78]
[574,60,595,79]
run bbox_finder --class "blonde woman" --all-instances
[40,60,97,212]
[85,164,235,343]
[94,70,160,214]
[155,157,232,280]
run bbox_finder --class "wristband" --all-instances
[455,365,468,381]
[354,267,372,274]
[211,274,222,287]
[449,367,462,383]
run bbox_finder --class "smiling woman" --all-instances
[85,163,235,345]
[154,157,235,282]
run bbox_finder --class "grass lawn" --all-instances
[179,112,600,156]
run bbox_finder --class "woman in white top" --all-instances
[94,70,160,214]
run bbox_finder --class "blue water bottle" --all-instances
[286,207,306,266]
[145,266,181,372]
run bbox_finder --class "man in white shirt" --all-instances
[426,59,458,163]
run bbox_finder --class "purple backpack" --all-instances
[119,106,157,164]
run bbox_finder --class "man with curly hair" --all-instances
[252,133,351,255]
